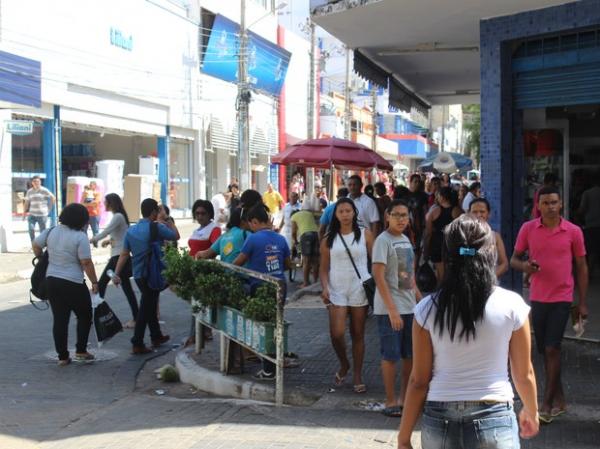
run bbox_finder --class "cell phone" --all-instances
[530,260,540,270]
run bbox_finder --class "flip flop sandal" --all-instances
[539,413,554,424]
[551,408,566,417]
[382,405,403,417]
[334,372,346,386]
[353,383,367,394]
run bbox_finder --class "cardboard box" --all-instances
[124,175,156,221]
[152,182,161,202]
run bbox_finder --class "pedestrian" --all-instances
[510,186,588,423]
[347,174,380,235]
[398,214,539,449]
[32,203,98,365]
[196,208,248,263]
[24,175,56,241]
[276,191,301,251]
[113,198,179,354]
[374,181,392,230]
[406,174,428,258]
[440,173,450,188]
[211,188,232,231]
[188,200,222,257]
[291,201,320,287]
[90,193,138,329]
[81,181,102,244]
[426,176,441,209]
[461,181,481,212]
[233,204,291,380]
[577,172,600,275]
[319,198,374,394]
[372,200,421,417]
[468,198,509,278]
[364,184,375,200]
[262,183,284,218]
[457,183,468,211]
[424,187,462,284]
[319,187,349,240]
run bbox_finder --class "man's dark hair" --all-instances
[393,185,410,200]
[227,208,242,229]
[538,186,561,199]
[192,199,214,221]
[409,173,421,183]
[468,182,481,192]
[386,199,409,214]
[348,174,363,186]
[374,182,386,196]
[245,204,270,223]
[239,189,264,221]
[337,187,349,198]
[59,203,89,231]
[31,175,41,182]
[141,198,159,218]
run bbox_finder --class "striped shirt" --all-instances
[26,187,53,217]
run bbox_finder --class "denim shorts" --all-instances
[421,401,519,449]
[376,314,413,361]
[531,301,570,354]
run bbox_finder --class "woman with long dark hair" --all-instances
[91,193,138,328]
[319,198,374,393]
[398,214,539,449]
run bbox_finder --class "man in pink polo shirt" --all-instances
[511,186,588,424]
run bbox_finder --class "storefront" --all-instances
[480,1,600,287]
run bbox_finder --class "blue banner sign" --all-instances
[0,50,41,108]
[202,14,290,96]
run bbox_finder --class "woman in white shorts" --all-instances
[320,198,374,393]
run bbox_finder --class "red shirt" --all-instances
[514,218,586,303]
[188,222,221,256]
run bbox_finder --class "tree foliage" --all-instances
[462,104,481,166]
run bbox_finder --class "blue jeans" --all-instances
[86,215,100,237]
[421,401,519,449]
[28,215,47,241]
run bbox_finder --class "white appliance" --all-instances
[139,156,159,180]
[95,160,124,197]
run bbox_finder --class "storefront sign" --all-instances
[110,27,133,51]
[202,14,291,96]
[5,120,34,135]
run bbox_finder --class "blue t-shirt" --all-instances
[320,202,336,226]
[210,226,248,264]
[123,219,178,279]
[240,229,290,283]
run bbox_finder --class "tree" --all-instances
[462,104,480,167]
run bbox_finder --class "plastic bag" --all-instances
[93,301,123,344]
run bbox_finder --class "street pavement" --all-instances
[0,224,598,449]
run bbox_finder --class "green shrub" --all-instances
[193,272,245,308]
[242,282,278,323]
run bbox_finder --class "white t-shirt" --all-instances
[414,286,530,402]
[211,193,228,228]
[349,194,380,229]
[462,192,476,212]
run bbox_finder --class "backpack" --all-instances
[30,227,55,310]
[146,221,168,291]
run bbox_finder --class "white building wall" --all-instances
[283,29,310,141]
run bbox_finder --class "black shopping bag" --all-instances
[94,301,123,343]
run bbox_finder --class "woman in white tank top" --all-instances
[398,214,539,449]
[320,198,374,394]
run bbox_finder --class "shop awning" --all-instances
[379,133,435,160]
[0,50,41,108]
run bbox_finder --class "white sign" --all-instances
[5,120,34,135]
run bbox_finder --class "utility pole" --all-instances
[237,0,251,191]
[440,105,446,153]
[344,46,352,140]
[305,20,316,199]
[371,86,377,151]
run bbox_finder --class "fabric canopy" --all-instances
[353,49,389,88]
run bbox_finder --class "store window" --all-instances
[11,120,44,219]
[169,140,192,213]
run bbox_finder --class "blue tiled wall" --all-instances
[480,0,600,287]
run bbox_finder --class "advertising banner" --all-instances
[202,14,290,97]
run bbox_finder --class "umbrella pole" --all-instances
[329,163,334,202]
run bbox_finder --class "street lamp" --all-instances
[237,1,287,191]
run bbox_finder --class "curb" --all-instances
[288,282,322,303]
[175,349,319,406]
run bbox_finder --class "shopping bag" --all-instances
[93,300,123,344]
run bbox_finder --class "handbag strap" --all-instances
[338,232,362,281]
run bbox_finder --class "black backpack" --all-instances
[30,227,54,310]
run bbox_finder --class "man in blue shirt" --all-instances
[318,187,349,240]
[114,198,179,354]
[233,203,290,380]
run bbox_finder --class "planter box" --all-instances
[218,306,289,355]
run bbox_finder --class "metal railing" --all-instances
[193,259,286,406]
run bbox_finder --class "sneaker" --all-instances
[131,345,153,355]
[151,334,170,348]
[252,369,275,381]
[74,352,95,363]
[57,358,71,366]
